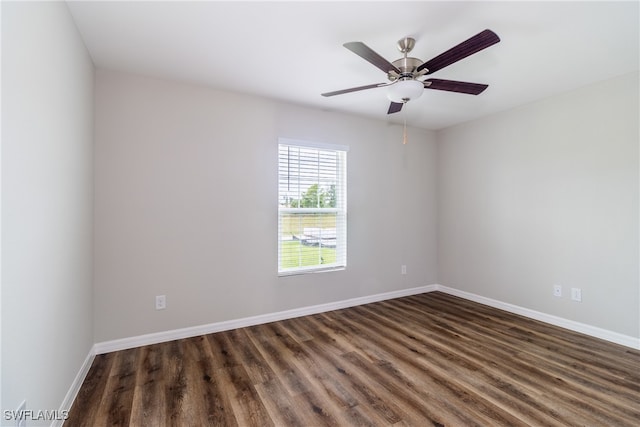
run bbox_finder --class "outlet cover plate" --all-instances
[155,295,166,310]
[571,288,582,302]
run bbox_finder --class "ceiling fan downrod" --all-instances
[388,37,425,82]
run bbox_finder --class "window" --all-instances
[278,139,347,275]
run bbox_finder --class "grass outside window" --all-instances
[280,240,337,269]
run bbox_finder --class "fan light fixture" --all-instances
[387,79,423,103]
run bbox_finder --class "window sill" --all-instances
[278,266,346,277]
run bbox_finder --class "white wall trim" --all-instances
[434,285,640,350]
[93,283,639,355]
[94,285,437,354]
[53,345,96,427]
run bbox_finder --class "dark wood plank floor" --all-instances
[66,292,640,426]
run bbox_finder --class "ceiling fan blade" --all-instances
[321,82,390,97]
[344,42,401,74]
[424,79,489,95]
[387,102,403,114]
[417,29,500,74]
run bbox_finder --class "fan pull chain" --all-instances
[402,103,408,145]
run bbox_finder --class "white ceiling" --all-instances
[67,1,639,130]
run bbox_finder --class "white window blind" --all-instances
[278,140,347,275]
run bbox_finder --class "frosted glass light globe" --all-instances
[387,80,423,103]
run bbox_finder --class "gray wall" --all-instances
[437,72,639,338]
[1,0,94,418]
[94,69,638,344]
[93,70,438,342]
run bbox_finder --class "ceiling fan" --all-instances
[321,29,500,114]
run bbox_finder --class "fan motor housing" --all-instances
[388,57,425,81]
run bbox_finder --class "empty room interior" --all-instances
[1,1,639,426]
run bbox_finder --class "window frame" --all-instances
[277,138,348,276]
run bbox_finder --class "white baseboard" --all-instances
[94,284,438,354]
[434,285,640,350]
[93,282,639,355]
[54,345,96,427]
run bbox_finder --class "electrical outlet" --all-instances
[401,265,407,275]
[553,285,562,297]
[155,295,166,310]
[571,288,582,302]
